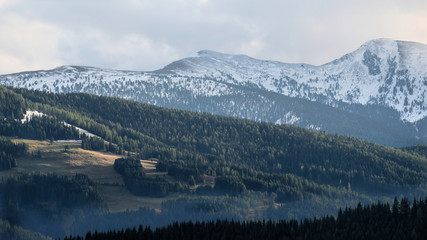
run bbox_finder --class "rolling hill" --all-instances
[0,85,426,238]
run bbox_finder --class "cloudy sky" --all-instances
[1,0,427,74]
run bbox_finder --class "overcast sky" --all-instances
[1,0,427,74]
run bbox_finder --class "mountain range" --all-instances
[1,38,426,146]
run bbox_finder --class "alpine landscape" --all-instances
[0,1,427,239]
[1,39,426,146]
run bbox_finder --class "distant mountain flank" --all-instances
[162,39,427,122]
[1,38,426,146]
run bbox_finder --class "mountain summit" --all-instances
[162,38,427,123]
[1,39,426,146]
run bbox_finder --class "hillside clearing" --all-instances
[0,139,167,212]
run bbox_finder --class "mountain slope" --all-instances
[1,86,427,238]
[8,87,427,195]
[1,39,426,146]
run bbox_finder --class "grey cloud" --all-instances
[0,0,427,73]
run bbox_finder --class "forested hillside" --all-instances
[0,85,427,238]
[11,86,427,195]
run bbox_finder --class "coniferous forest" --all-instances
[0,85,427,239]
[8,86,427,194]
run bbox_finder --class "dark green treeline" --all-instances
[65,198,427,240]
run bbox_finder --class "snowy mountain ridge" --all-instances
[161,39,427,122]
[1,38,426,146]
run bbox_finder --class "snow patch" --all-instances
[21,110,45,123]
[275,112,301,125]
[307,124,321,131]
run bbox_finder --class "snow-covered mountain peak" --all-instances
[347,39,427,70]
[197,49,228,58]
[196,50,257,62]
[1,39,426,124]
[361,38,398,49]
[161,39,427,122]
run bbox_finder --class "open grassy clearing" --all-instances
[0,141,301,219]
[0,139,169,212]
[1,139,124,184]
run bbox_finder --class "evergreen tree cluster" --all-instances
[401,145,427,158]
[0,136,27,170]
[114,158,145,177]
[114,158,186,197]
[0,86,26,119]
[81,134,122,154]
[159,160,354,202]
[81,135,107,151]
[65,198,427,240]
[0,173,103,221]
[0,116,80,141]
